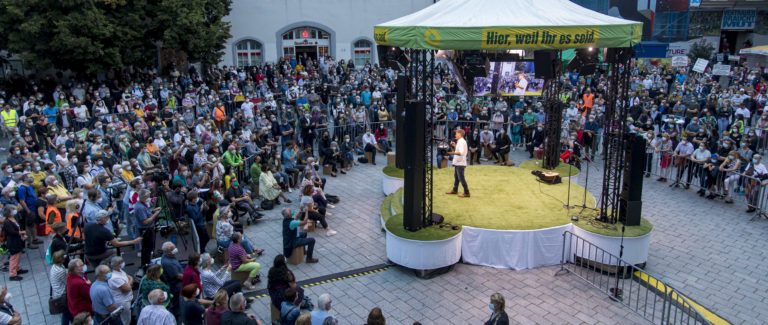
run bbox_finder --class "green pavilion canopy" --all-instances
[374,0,642,51]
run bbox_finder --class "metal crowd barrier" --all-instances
[641,149,768,221]
[557,231,712,325]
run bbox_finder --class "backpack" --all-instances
[357,156,368,163]
[260,200,274,210]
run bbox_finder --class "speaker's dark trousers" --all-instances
[453,165,469,194]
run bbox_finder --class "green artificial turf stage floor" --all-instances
[519,159,580,177]
[381,165,652,240]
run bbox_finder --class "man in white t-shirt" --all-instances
[513,73,528,96]
[108,256,134,325]
[446,129,470,197]
[0,286,20,325]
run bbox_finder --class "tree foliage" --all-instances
[0,0,232,73]
[687,39,715,64]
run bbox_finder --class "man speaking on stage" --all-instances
[446,129,470,198]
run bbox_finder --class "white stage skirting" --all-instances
[385,223,651,270]
[461,225,571,270]
[386,230,463,270]
[382,174,404,195]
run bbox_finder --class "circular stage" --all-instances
[380,165,653,270]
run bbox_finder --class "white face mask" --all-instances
[171,248,179,255]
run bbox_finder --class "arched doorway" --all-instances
[281,26,331,61]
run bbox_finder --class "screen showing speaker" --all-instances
[473,61,544,97]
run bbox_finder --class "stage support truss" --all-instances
[599,48,633,224]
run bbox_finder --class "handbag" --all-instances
[48,286,67,315]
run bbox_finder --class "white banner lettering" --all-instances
[721,9,756,30]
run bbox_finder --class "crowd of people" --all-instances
[0,46,765,324]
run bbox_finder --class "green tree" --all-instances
[0,0,231,73]
[687,39,715,64]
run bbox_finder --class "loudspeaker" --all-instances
[534,50,558,79]
[605,47,635,64]
[620,134,645,226]
[464,66,487,78]
[403,100,426,231]
[395,75,407,169]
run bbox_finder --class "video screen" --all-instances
[473,61,544,97]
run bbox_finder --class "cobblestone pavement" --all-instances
[2,144,766,324]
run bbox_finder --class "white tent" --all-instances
[374,0,642,50]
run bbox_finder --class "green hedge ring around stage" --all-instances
[382,165,437,179]
[518,159,580,177]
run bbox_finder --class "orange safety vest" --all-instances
[214,106,226,121]
[67,212,83,238]
[45,206,62,235]
[583,93,594,108]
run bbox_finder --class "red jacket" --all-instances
[182,265,202,294]
[375,127,388,141]
[66,273,92,316]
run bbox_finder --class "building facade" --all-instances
[221,0,434,67]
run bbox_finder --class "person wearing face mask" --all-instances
[339,135,357,170]
[160,241,185,317]
[107,256,134,325]
[656,134,674,182]
[181,283,212,325]
[526,124,546,159]
[671,137,694,188]
[2,205,28,281]
[720,151,742,203]
[583,115,600,159]
[743,154,768,213]
[66,259,93,319]
[484,293,509,325]
[137,288,176,325]
[0,285,20,325]
[89,265,122,325]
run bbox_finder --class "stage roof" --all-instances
[374,0,642,50]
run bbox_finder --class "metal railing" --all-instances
[640,146,768,221]
[557,231,712,325]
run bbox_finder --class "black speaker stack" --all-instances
[395,75,407,169]
[620,134,645,226]
[403,100,426,231]
[533,50,558,79]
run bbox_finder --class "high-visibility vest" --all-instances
[45,206,62,235]
[214,106,226,121]
[1,110,17,128]
[583,93,594,108]
[66,213,83,238]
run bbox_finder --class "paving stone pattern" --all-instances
[2,143,766,324]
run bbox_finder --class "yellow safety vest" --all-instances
[1,110,17,128]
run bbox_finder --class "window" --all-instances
[353,39,372,67]
[234,39,262,67]
[283,47,295,58]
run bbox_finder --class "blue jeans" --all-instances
[218,237,254,255]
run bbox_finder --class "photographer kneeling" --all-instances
[84,210,142,267]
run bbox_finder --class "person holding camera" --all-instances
[134,189,161,265]
[84,210,142,267]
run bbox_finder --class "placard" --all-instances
[671,56,689,67]
[721,9,756,30]
[728,55,740,61]
[712,64,731,76]
[692,58,709,73]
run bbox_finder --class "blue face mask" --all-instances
[106,273,113,281]
[489,303,495,311]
